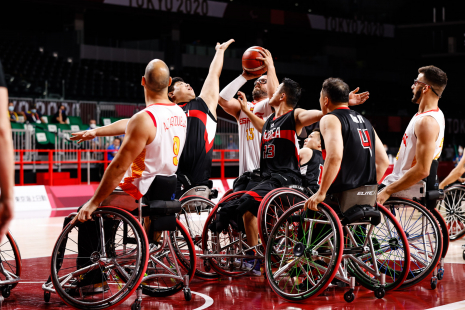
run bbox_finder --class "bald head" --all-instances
[144,59,170,93]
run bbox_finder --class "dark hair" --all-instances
[167,77,185,101]
[114,137,121,143]
[312,128,324,149]
[281,78,301,107]
[418,65,447,94]
[322,78,349,104]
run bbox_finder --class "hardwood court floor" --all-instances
[2,216,465,310]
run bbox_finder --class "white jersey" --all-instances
[382,108,445,186]
[237,98,273,175]
[119,103,187,199]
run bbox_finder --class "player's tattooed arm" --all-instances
[439,154,465,189]
[256,49,279,98]
[199,39,235,119]
[237,91,265,133]
[71,119,129,143]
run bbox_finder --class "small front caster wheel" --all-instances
[131,301,141,310]
[184,288,192,301]
[1,286,11,298]
[437,268,444,280]
[431,277,438,290]
[343,291,355,303]
[44,291,51,302]
[374,288,385,299]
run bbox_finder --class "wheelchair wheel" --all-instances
[265,202,344,301]
[383,198,442,289]
[201,191,258,277]
[178,195,219,280]
[437,185,465,241]
[430,208,449,258]
[258,188,308,249]
[0,231,21,291]
[345,204,410,291]
[141,219,196,297]
[50,207,149,309]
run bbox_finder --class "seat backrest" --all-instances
[332,184,378,213]
[180,185,211,199]
[143,175,177,203]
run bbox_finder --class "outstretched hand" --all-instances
[242,70,262,81]
[70,130,97,143]
[237,91,248,112]
[215,39,235,51]
[256,48,274,69]
[348,87,370,106]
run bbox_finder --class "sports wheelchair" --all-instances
[437,182,465,241]
[177,180,219,280]
[199,184,321,278]
[265,184,410,302]
[0,231,21,306]
[42,175,196,310]
[381,179,448,289]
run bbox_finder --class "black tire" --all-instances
[2,286,11,298]
[346,204,410,292]
[131,301,141,310]
[437,269,444,280]
[344,291,355,303]
[265,202,344,301]
[374,288,385,299]
[383,198,443,289]
[431,278,437,289]
[178,195,219,280]
[184,288,192,301]
[50,207,149,309]
[141,220,196,297]
[44,291,51,302]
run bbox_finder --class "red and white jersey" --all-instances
[237,98,273,175]
[382,108,445,186]
[119,103,187,199]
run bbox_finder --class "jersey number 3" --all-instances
[173,136,180,166]
[263,144,275,158]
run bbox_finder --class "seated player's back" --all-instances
[327,107,377,194]
[177,97,217,186]
[119,102,187,199]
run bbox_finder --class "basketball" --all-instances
[242,46,267,75]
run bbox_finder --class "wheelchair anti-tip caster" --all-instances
[44,291,51,302]
[463,250,465,260]
[343,289,355,303]
[184,288,192,301]
[431,277,438,289]
[131,301,141,310]
[1,286,11,298]
[438,268,444,280]
[374,288,385,299]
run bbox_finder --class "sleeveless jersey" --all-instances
[177,97,217,185]
[382,108,445,186]
[326,107,377,194]
[238,98,273,175]
[260,109,301,180]
[300,149,324,187]
[119,103,187,199]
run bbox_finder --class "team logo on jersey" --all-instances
[270,123,275,128]
[357,128,372,156]
[250,106,254,113]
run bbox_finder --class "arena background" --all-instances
[1,0,465,196]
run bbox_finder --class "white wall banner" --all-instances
[13,185,52,218]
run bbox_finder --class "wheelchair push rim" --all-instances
[0,231,22,290]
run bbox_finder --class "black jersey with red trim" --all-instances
[177,97,217,185]
[301,149,324,187]
[326,107,377,194]
[260,109,301,180]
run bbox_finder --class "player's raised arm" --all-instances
[70,119,129,143]
[378,116,439,204]
[237,91,265,133]
[373,130,390,182]
[294,108,323,133]
[199,39,235,118]
[257,49,279,98]
[219,70,261,119]
[73,112,153,222]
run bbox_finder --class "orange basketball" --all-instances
[242,46,267,75]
